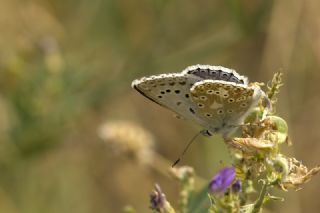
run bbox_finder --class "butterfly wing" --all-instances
[132,72,210,127]
[183,65,248,85]
[190,80,264,135]
[132,65,252,133]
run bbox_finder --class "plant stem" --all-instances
[252,182,268,213]
[151,153,207,186]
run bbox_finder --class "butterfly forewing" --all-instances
[132,72,210,127]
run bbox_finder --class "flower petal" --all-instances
[209,167,235,194]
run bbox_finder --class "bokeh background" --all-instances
[0,0,319,212]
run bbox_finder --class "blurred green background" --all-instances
[0,0,319,212]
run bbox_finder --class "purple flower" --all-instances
[209,167,235,194]
[150,184,165,211]
[232,180,241,193]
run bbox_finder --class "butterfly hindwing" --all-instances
[190,80,263,133]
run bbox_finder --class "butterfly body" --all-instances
[132,65,267,137]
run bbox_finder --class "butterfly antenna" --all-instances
[171,131,203,167]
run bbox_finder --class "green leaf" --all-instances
[187,185,210,213]
[240,204,254,213]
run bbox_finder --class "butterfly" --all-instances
[132,65,269,138]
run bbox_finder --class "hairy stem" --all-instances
[252,182,268,213]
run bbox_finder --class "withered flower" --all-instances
[98,120,154,165]
[150,184,175,213]
[279,157,320,191]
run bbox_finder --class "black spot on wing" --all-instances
[189,107,195,114]
[187,67,245,84]
[219,71,231,81]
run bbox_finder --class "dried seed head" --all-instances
[279,157,320,191]
[150,184,175,213]
[228,137,275,155]
[170,166,194,181]
[98,120,154,165]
